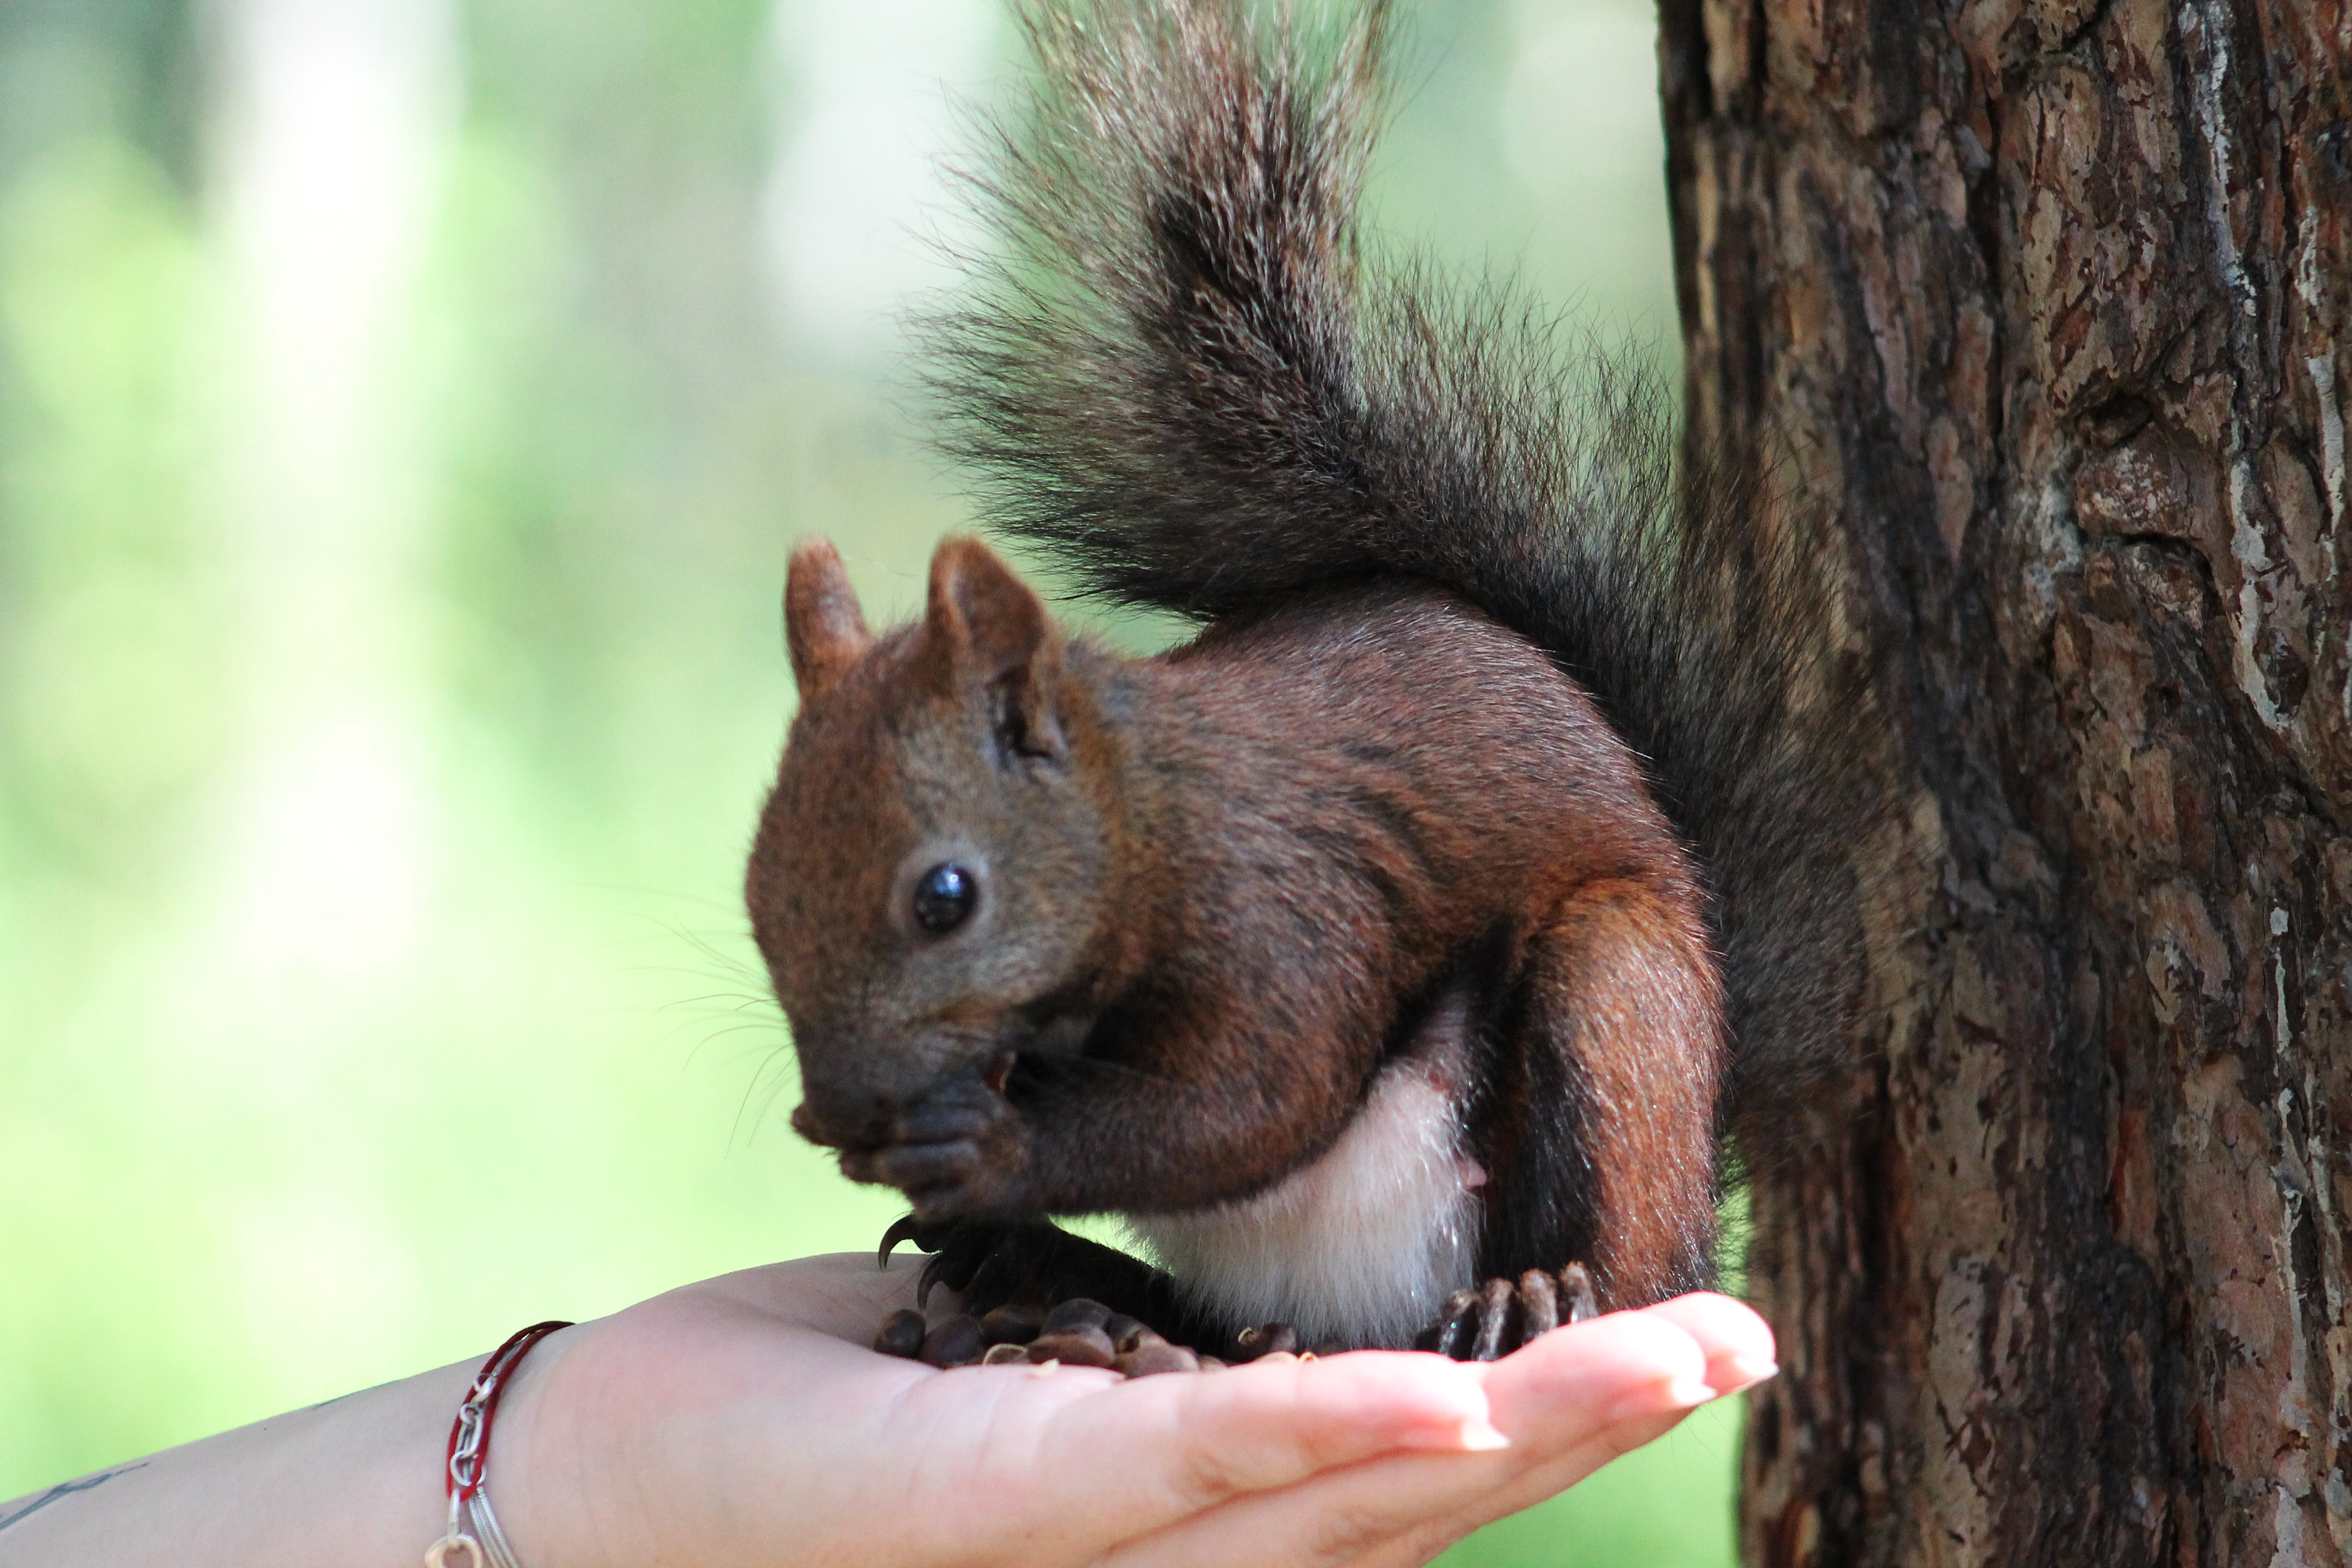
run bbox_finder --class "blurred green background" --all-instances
[0,0,1736,1560]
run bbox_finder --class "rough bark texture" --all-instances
[1657,0,2352,1562]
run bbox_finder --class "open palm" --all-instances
[496,1253,1776,1568]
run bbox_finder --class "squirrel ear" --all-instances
[923,536,1065,759]
[785,538,872,700]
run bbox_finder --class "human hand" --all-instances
[495,1254,1774,1568]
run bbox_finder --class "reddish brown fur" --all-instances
[739,0,1874,1341]
[784,539,871,697]
[748,535,1725,1313]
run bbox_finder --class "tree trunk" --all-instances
[1656,1,2352,1563]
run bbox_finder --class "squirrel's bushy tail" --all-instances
[923,0,1877,1162]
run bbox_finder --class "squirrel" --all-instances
[744,0,1875,1357]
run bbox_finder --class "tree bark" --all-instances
[1657,1,2352,1563]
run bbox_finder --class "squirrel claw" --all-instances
[878,1212,924,1270]
[901,1217,1022,1308]
[916,1245,974,1309]
[1516,1269,1560,1337]
[1428,1289,1480,1359]
[1231,1322,1299,1362]
[875,1216,1202,1346]
[1560,1262,1599,1324]
[1471,1278,1515,1361]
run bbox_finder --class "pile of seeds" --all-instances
[873,1264,1604,1373]
[873,1297,1302,1376]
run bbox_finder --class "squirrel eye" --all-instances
[911,862,978,934]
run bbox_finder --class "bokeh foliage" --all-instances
[0,0,1725,1561]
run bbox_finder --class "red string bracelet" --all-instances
[425,1320,574,1568]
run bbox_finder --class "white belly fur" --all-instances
[1121,1018,1485,1349]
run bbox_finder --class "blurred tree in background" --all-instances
[0,1,1724,1560]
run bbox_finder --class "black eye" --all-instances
[911,862,978,934]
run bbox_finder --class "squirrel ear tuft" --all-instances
[923,536,1065,759]
[785,537,872,700]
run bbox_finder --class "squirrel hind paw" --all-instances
[1419,1264,1601,1360]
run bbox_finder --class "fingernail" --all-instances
[1666,1376,1718,1408]
[1455,1415,1511,1451]
[1398,1414,1511,1452]
[1395,1384,1510,1452]
[1608,1375,1715,1424]
[1720,1354,1779,1391]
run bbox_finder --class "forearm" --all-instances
[0,1355,476,1568]
[0,1262,917,1568]
[1005,1014,1373,1217]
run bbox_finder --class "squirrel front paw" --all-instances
[837,1074,1028,1218]
[1418,1264,1601,1360]
[874,1214,1250,1357]
[879,1214,1153,1317]
[877,1213,1037,1310]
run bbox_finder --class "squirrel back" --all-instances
[921,0,1876,1166]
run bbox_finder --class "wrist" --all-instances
[447,1324,611,1568]
[473,1259,946,1568]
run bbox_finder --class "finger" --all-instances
[1357,1403,1700,1559]
[1034,1349,1507,1522]
[1106,1406,1697,1568]
[817,1340,1504,1566]
[1635,1292,1778,1393]
[1099,1313,1723,1568]
[1441,1308,1731,1527]
[1336,1407,1702,1568]
[1370,1303,1762,1544]
[1481,1306,1715,1431]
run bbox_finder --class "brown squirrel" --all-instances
[744,0,1872,1356]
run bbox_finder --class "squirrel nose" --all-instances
[787,1099,834,1144]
